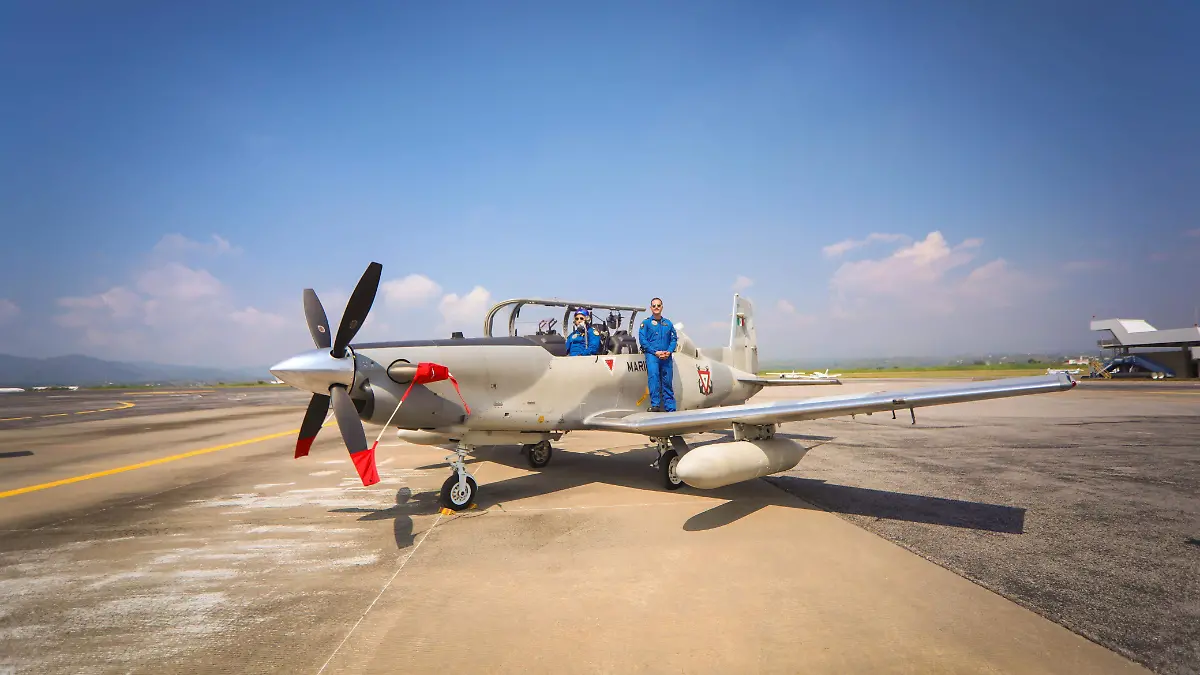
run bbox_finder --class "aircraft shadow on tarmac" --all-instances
[330,486,444,549]
[332,433,1026,548]
[0,450,34,459]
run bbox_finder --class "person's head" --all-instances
[574,308,591,329]
[650,297,663,318]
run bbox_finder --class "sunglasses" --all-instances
[651,303,662,308]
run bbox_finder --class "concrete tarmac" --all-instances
[0,378,1194,674]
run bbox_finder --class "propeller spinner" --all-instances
[270,262,383,484]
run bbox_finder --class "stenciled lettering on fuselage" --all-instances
[626,360,647,373]
[697,365,713,395]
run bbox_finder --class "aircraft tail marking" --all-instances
[729,294,758,373]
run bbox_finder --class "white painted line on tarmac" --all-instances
[316,462,488,674]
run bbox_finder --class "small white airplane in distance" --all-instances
[805,368,841,379]
[1047,368,1082,375]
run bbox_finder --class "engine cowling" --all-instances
[673,438,808,489]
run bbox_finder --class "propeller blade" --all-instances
[295,392,330,458]
[303,289,332,350]
[330,384,379,486]
[332,262,383,358]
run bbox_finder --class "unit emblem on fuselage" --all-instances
[697,366,713,395]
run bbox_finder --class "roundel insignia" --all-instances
[318,326,326,333]
[350,320,359,329]
[697,366,713,396]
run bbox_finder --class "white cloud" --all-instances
[54,263,294,367]
[828,231,1008,316]
[732,275,754,292]
[152,233,241,257]
[438,287,491,335]
[136,262,224,301]
[776,299,797,314]
[0,299,19,323]
[381,274,442,308]
[822,233,909,258]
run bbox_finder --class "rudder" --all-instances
[729,294,757,373]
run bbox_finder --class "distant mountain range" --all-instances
[0,354,273,387]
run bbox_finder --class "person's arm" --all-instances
[638,320,648,353]
[667,320,678,353]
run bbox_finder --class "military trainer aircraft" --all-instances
[269,262,1078,511]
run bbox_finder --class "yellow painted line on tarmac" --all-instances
[1,401,137,422]
[74,401,137,414]
[128,390,214,395]
[0,420,337,500]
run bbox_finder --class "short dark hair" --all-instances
[650,297,662,305]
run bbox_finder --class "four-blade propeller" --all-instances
[292,262,383,485]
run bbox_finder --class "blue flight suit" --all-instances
[566,325,602,356]
[638,316,678,411]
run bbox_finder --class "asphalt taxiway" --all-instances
[0,379,1195,674]
[0,386,310,429]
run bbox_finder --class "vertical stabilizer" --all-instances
[729,294,757,373]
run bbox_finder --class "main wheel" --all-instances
[528,440,553,469]
[660,448,683,490]
[440,473,478,511]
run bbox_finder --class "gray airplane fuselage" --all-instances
[338,338,762,435]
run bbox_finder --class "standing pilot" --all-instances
[638,297,677,412]
[566,308,602,356]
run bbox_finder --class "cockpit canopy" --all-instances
[483,298,648,356]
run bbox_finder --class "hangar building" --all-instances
[1090,318,1200,379]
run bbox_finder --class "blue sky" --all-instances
[1,1,1198,367]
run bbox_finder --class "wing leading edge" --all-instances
[585,373,1076,436]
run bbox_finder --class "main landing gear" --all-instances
[439,444,478,512]
[522,440,554,469]
[650,436,688,490]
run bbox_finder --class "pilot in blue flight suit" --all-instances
[638,297,677,412]
[566,309,602,356]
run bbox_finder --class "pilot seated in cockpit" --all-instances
[566,309,602,356]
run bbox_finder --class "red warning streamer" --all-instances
[355,362,470,486]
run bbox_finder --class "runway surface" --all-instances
[0,386,309,429]
[0,379,1195,674]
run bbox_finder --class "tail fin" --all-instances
[699,294,758,373]
[728,294,757,373]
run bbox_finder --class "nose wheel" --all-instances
[440,473,478,511]
[440,445,478,512]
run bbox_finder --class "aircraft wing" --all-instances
[584,373,1076,436]
[737,375,842,386]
